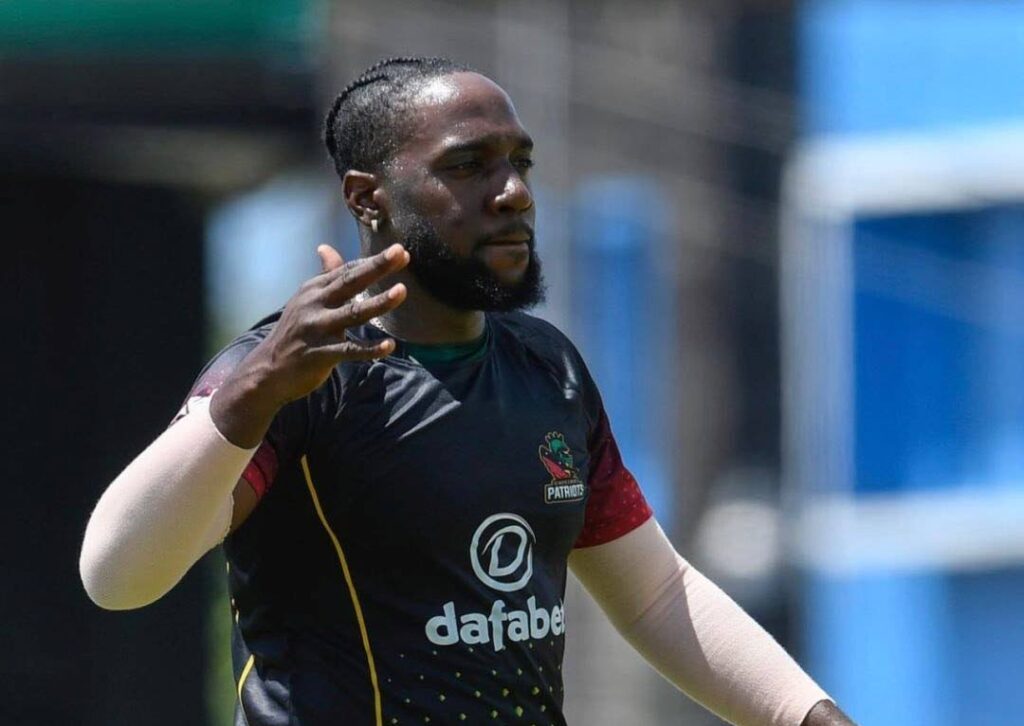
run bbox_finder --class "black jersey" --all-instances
[182,311,652,726]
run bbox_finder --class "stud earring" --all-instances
[371,219,379,233]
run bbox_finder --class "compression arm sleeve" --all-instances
[79,397,253,610]
[568,518,830,726]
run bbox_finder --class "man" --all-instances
[80,57,855,726]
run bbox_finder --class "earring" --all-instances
[371,218,380,233]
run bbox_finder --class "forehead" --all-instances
[399,72,531,155]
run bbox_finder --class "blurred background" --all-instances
[4,1,1024,724]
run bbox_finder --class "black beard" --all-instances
[400,217,546,313]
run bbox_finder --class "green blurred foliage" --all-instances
[0,0,318,56]
[205,552,236,725]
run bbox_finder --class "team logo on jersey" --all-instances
[425,513,566,652]
[470,513,535,592]
[538,432,585,503]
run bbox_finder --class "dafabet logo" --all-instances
[425,514,565,652]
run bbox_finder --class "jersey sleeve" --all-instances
[573,374,654,549]
[172,329,306,502]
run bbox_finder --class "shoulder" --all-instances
[187,314,280,398]
[490,311,593,393]
[490,311,580,358]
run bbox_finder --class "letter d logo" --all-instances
[470,513,536,593]
[425,602,459,646]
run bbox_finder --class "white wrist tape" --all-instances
[79,397,254,610]
[569,518,830,726]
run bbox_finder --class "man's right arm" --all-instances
[78,398,257,610]
[79,244,409,610]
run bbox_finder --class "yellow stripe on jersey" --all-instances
[300,455,383,726]
[237,653,255,725]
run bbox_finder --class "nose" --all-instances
[489,165,533,215]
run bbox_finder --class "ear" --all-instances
[342,170,389,228]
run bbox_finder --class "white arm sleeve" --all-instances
[569,518,830,726]
[79,396,255,610]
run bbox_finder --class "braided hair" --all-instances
[323,56,474,180]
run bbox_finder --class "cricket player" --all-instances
[80,57,855,726]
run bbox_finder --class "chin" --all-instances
[492,268,529,288]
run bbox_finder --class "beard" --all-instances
[400,216,546,313]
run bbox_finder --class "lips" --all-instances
[483,229,533,246]
[476,233,532,278]
[479,240,530,257]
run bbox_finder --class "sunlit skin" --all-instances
[342,72,536,344]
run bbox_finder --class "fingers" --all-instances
[317,244,345,273]
[323,282,407,330]
[321,244,410,303]
[319,337,397,362]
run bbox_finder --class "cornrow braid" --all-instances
[323,55,420,158]
[323,56,474,179]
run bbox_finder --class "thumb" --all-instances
[317,244,345,273]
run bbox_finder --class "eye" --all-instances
[513,157,534,172]
[447,159,482,173]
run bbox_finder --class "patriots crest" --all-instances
[538,432,585,504]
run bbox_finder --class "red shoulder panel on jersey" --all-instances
[573,410,653,548]
[242,441,279,500]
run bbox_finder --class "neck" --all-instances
[376,269,485,344]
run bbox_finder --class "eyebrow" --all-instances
[439,133,534,155]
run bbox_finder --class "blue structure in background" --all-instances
[799,218,1024,724]
[853,211,1024,496]
[570,178,673,523]
[792,2,1024,724]
[802,0,1024,136]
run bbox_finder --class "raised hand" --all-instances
[209,243,409,448]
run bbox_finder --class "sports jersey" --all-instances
[184,311,652,726]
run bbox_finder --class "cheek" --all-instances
[419,184,476,232]
[392,172,481,245]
